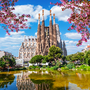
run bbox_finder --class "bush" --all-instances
[29,66,32,69]
[42,59,46,63]
[47,66,50,68]
[76,65,90,71]
[42,65,46,68]
[52,61,56,66]
[87,66,90,71]
[61,67,69,70]
[36,66,40,69]
[29,66,36,69]
[61,67,65,70]
[50,66,58,70]
[67,63,75,69]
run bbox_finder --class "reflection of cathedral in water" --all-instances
[16,72,50,90]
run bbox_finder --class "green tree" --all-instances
[0,56,16,70]
[77,52,84,64]
[48,45,62,62]
[42,55,49,63]
[29,55,43,65]
[66,54,73,61]
[84,50,90,65]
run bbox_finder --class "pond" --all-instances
[0,70,90,90]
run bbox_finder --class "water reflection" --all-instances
[0,74,15,88]
[0,70,90,90]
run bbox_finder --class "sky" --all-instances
[0,0,90,57]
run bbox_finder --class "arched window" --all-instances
[24,53,26,58]
[27,53,30,58]
[28,48,30,51]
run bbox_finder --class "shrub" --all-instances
[64,67,69,70]
[47,66,50,68]
[61,67,69,70]
[29,66,36,69]
[67,63,75,69]
[87,66,90,71]
[29,66,32,69]
[36,66,40,69]
[22,67,26,70]
[52,61,56,66]
[61,67,65,70]
[42,59,46,63]
[50,66,58,70]
[43,65,46,68]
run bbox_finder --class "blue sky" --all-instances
[0,0,90,57]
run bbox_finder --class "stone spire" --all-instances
[42,10,44,21]
[41,10,45,53]
[62,40,67,56]
[37,13,41,55]
[49,10,53,47]
[53,13,55,25]
[53,13,57,46]
[38,13,40,25]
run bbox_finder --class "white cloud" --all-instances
[12,5,49,25]
[65,39,90,55]
[0,31,25,56]
[51,6,72,22]
[35,32,37,36]
[11,4,72,26]
[65,32,81,39]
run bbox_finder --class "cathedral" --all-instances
[18,10,67,63]
[36,10,67,56]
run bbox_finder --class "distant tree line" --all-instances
[66,50,90,65]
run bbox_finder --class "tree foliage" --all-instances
[29,55,43,64]
[0,0,30,35]
[0,55,16,70]
[84,50,90,65]
[48,45,62,62]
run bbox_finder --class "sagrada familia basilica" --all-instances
[18,10,67,63]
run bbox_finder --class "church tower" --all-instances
[36,10,67,56]
[53,14,57,46]
[37,13,41,55]
[41,10,45,55]
[62,40,67,56]
[49,10,53,47]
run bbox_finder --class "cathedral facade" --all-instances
[36,10,67,56]
[18,10,67,63]
[18,36,37,63]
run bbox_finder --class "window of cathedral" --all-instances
[24,53,26,58]
[32,48,34,52]
[27,43,29,47]
[24,48,26,51]
[32,53,34,57]
[28,48,30,51]
[34,43,36,46]
[27,53,30,58]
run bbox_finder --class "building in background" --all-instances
[18,36,37,63]
[82,45,90,52]
[0,50,14,58]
